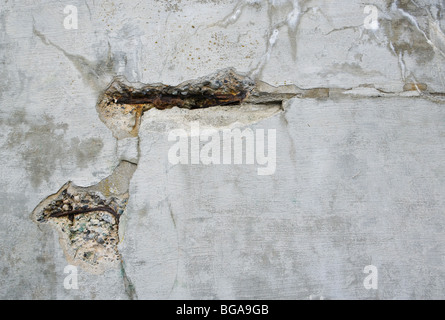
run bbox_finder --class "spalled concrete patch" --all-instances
[97,69,256,139]
[30,68,295,278]
[32,161,136,274]
[2,0,445,299]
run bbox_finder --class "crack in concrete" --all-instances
[120,261,138,300]
[33,25,114,92]
[29,25,444,295]
[31,65,444,275]
[96,68,292,139]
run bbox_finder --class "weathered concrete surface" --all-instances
[120,96,445,299]
[0,0,444,299]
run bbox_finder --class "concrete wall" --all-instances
[0,0,444,299]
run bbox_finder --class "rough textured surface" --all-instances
[97,69,256,139]
[32,161,136,274]
[120,96,445,299]
[0,0,444,299]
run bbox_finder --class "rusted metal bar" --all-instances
[115,91,248,109]
[49,206,120,223]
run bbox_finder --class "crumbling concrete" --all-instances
[0,0,444,300]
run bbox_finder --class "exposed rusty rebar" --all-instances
[49,206,120,223]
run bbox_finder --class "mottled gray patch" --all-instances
[70,137,104,168]
[5,109,26,126]
[154,0,183,12]
[193,0,225,3]
[3,113,104,188]
[0,191,58,299]
[320,62,384,78]
[383,18,435,64]
[337,153,360,178]
[5,114,68,188]
[385,0,423,12]
[381,1,436,64]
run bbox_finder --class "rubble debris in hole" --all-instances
[32,161,136,274]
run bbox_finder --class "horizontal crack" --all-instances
[96,68,277,139]
[97,69,445,140]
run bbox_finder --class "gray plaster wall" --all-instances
[0,0,444,299]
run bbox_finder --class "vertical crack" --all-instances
[120,261,138,300]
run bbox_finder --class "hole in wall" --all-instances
[32,161,136,274]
